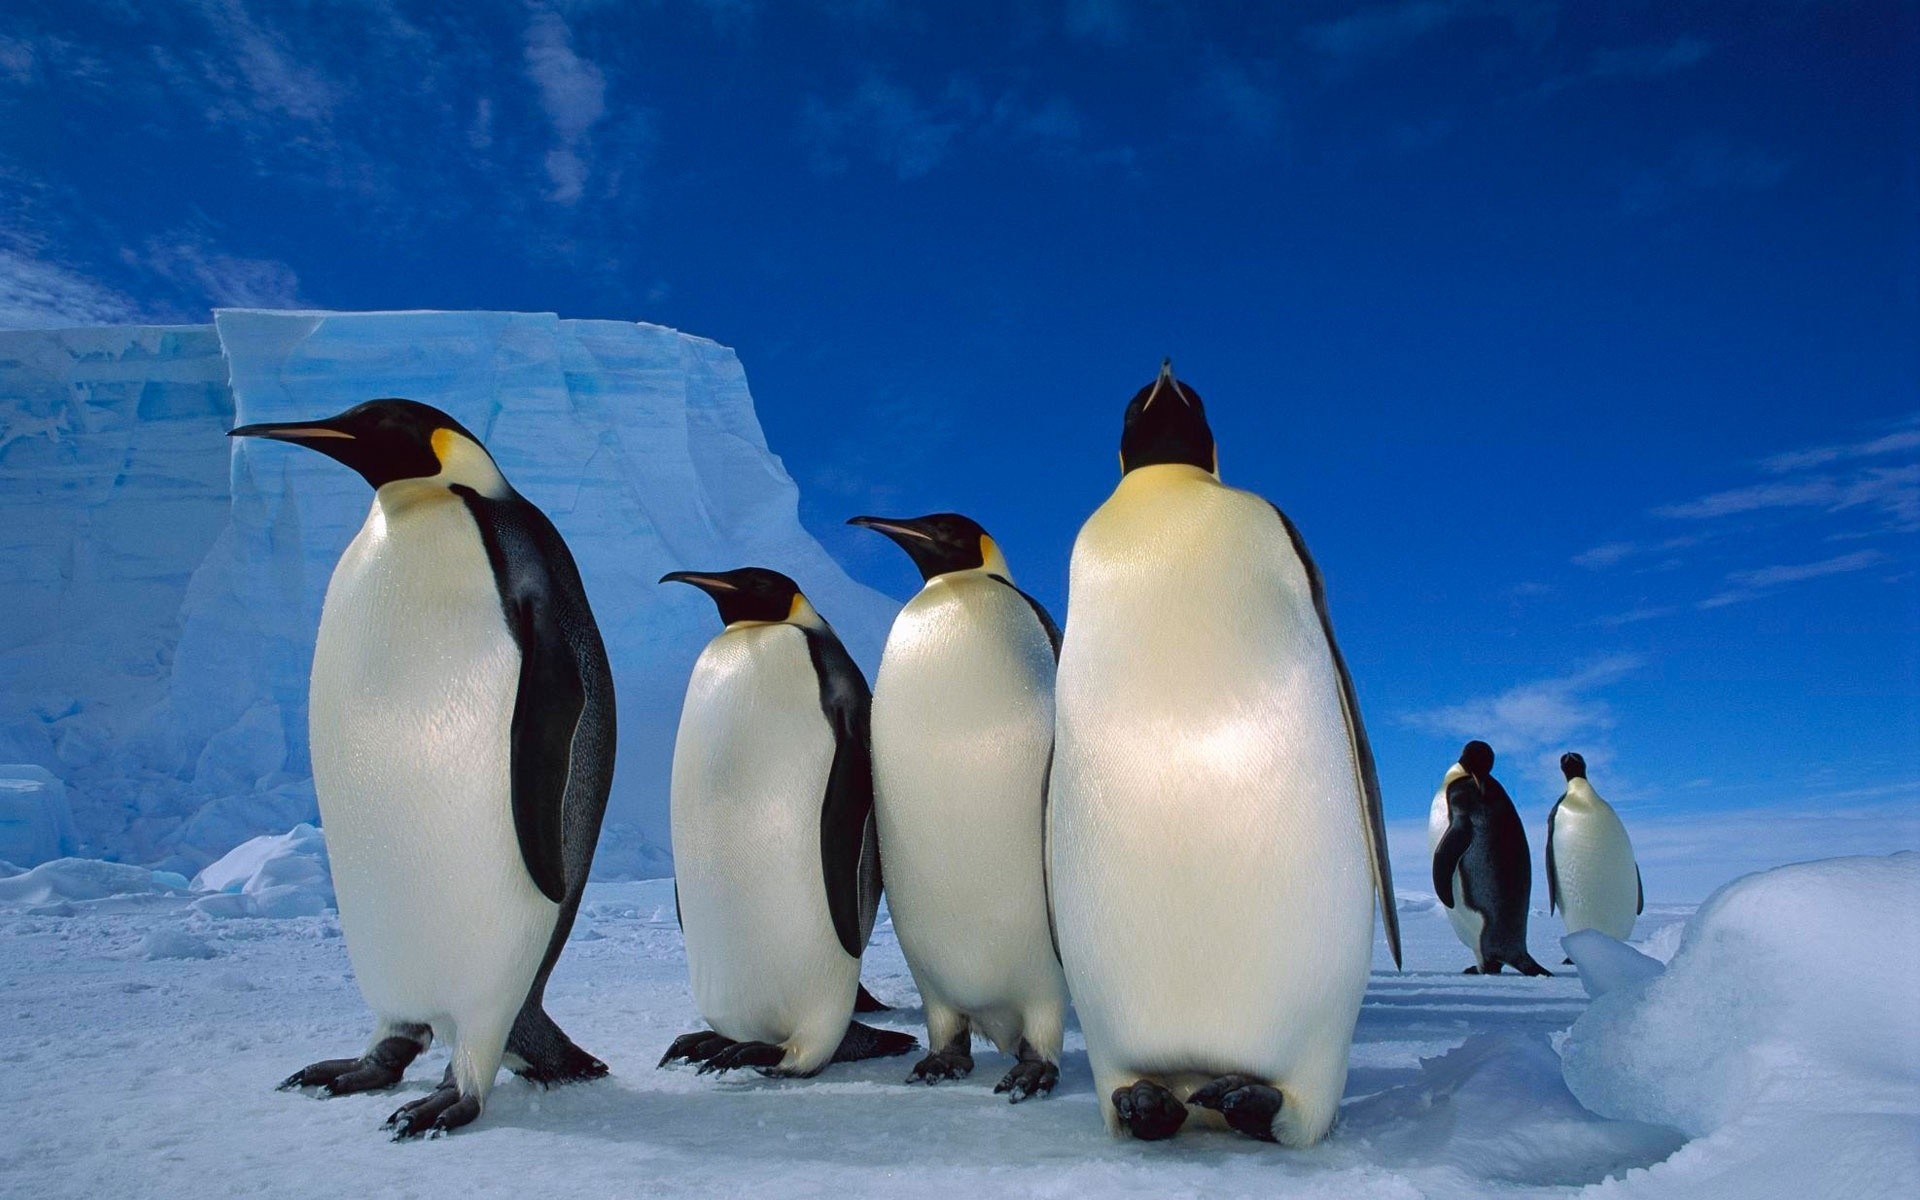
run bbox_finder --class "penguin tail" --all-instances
[832,1021,920,1063]
[853,983,893,1013]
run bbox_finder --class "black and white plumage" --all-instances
[1429,741,1551,977]
[234,399,615,1139]
[1547,752,1643,942]
[656,568,915,1078]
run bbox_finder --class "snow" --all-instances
[1562,930,1666,999]
[0,312,896,876]
[188,823,332,918]
[1558,853,1920,1197]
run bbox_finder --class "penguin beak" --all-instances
[659,571,738,595]
[228,420,356,444]
[847,516,936,544]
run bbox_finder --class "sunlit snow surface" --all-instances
[1,855,1912,1198]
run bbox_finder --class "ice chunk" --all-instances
[189,823,331,918]
[0,858,186,905]
[0,764,76,867]
[140,928,217,960]
[1562,928,1666,999]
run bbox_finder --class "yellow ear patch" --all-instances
[430,427,458,464]
[788,593,808,621]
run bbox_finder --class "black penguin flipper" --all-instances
[804,626,877,959]
[505,588,583,903]
[1432,782,1475,907]
[1040,743,1062,965]
[1272,505,1401,967]
[1546,795,1563,915]
[1636,865,1645,915]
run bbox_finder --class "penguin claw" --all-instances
[907,1048,974,1085]
[386,1085,480,1140]
[993,1059,1058,1103]
[658,1030,735,1069]
[1112,1080,1188,1141]
[697,1041,786,1076]
[1187,1074,1283,1142]
[278,1035,423,1095]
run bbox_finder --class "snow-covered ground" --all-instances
[5,852,1910,1199]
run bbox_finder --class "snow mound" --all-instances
[189,823,332,918]
[0,764,75,867]
[1562,929,1666,999]
[0,857,188,906]
[141,928,217,960]
[1561,853,1920,1197]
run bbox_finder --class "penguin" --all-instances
[1429,741,1552,977]
[848,513,1068,1102]
[1547,752,1643,950]
[233,399,616,1139]
[656,568,918,1077]
[1047,362,1401,1147]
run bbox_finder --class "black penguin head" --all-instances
[1561,752,1588,781]
[847,513,1009,582]
[229,399,501,493]
[661,567,815,627]
[1119,359,1216,476]
[1460,740,1495,778]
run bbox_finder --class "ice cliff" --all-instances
[0,310,897,876]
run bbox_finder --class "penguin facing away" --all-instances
[1430,741,1552,977]
[849,513,1068,1102]
[1547,752,1643,946]
[233,399,616,1139]
[1047,362,1401,1146]
[656,568,918,1077]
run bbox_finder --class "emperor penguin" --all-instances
[1547,752,1643,949]
[848,513,1068,1102]
[234,399,616,1139]
[1429,741,1552,977]
[656,568,918,1077]
[1048,362,1402,1146]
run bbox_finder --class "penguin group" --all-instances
[236,361,1637,1146]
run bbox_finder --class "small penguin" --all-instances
[1429,741,1551,977]
[235,399,615,1139]
[656,568,918,1077]
[1048,362,1401,1147]
[1547,752,1642,950]
[849,513,1068,1102]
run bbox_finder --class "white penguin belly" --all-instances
[670,626,854,1059]
[1554,791,1639,939]
[1051,473,1374,1095]
[309,492,558,1033]
[870,576,1066,1050]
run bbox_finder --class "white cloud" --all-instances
[1300,0,1554,67]
[524,6,609,205]
[1587,36,1713,79]
[801,76,1087,180]
[1656,465,1919,532]
[1760,420,1920,474]
[0,243,143,330]
[1402,655,1643,792]
[1698,549,1892,609]
[135,238,304,310]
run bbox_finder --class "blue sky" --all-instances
[2,1,1915,881]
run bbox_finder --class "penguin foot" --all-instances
[993,1059,1058,1103]
[506,1007,609,1085]
[658,1030,736,1069]
[1187,1074,1282,1142]
[697,1041,787,1076]
[854,983,892,1013]
[1462,965,1481,975]
[1563,956,1575,966]
[278,1034,424,1096]
[385,1085,480,1140]
[907,1047,974,1085]
[1112,1080,1188,1141]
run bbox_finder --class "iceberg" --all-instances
[0,311,897,875]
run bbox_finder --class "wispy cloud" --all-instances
[1200,60,1284,141]
[132,237,304,309]
[0,240,143,330]
[1698,549,1891,609]
[1656,464,1919,532]
[1403,655,1643,790]
[1572,535,1702,570]
[801,75,1090,180]
[1588,36,1713,79]
[1300,0,1554,68]
[1759,420,1920,474]
[1620,135,1792,214]
[1591,604,1678,628]
[1064,0,1131,46]
[524,6,610,205]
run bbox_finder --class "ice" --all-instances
[0,856,187,905]
[189,822,332,918]
[1559,852,1920,1196]
[0,311,896,876]
[1562,928,1666,998]
[140,927,217,960]
[0,763,76,866]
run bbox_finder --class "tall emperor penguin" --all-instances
[234,399,615,1139]
[1547,752,1643,945]
[1049,362,1401,1146]
[849,513,1069,1102]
